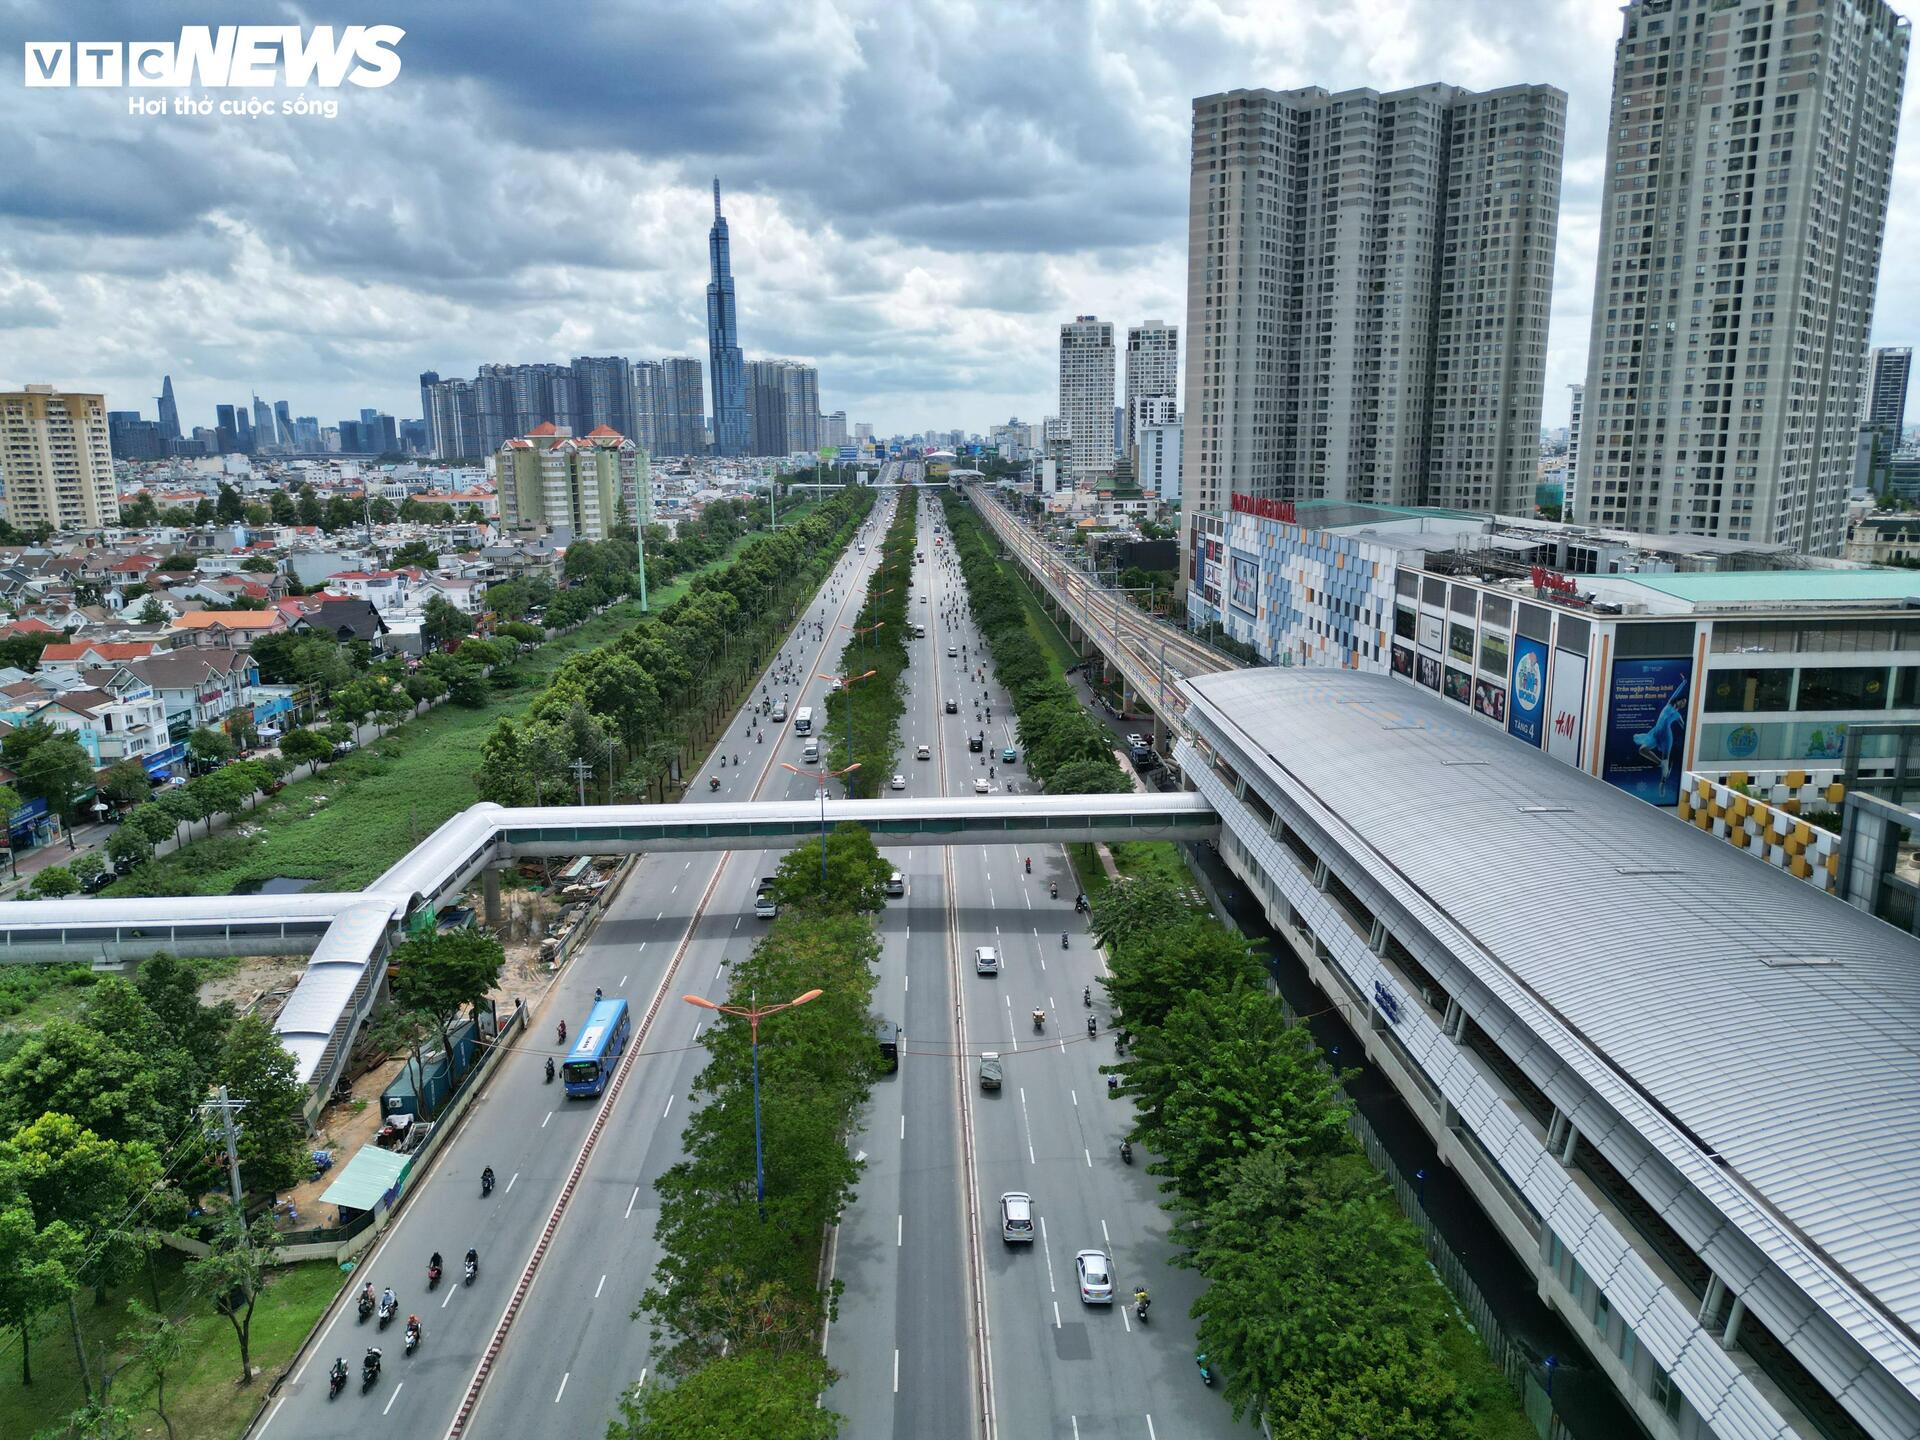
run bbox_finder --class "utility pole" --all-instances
[569,757,593,807]
[202,1085,251,1223]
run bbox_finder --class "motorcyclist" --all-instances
[379,1285,395,1316]
[1083,985,1091,1007]
[1031,1007,1045,1031]
[481,1165,495,1194]
[1049,881,1057,898]
[1024,856,1030,874]
[1061,931,1068,949]
[465,1246,479,1270]
[330,1356,348,1388]
[429,1251,442,1279]
[1087,1015,1097,1038]
[557,1020,567,1044]
[544,1056,555,1082]
[364,1345,382,1376]
[406,1313,421,1341]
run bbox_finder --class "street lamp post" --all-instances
[682,986,824,1221]
[780,760,859,886]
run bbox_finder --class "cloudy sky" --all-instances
[4,0,1916,439]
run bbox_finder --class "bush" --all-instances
[30,865,77,897]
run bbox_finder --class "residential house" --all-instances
[292,598,389,645]
[36,640,166,674]
[169,610,287,649]
[325,570,407,613]
[412,574,483,614]
[104,648,258,740]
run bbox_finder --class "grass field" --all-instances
[0,1250,340,1440]
[102,540,759,898]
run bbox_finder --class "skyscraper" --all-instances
[662,357,705,456]
[1565,384,1586,518]
[156,375,180,440]
[1124,322,1178,460]
[1180,82,1564,549]
[1864,346,1913,453]
[0,386,119,529]
[707,179,750,457]
[252,395,276,452]
[274,400,295,449]
[1058,316,1115,480]
[1575,0,1908,554]
[571,356,635,440]
[215,402,238,454]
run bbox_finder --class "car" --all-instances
[973,777,990,794]
[332,739,357,757]
[885,870,905,897]
[916,743,931,760]
[81,869,114,894]
[978,1052,1003,1090]
[890,773,906,791]
[1001,747,1018,763]
[1075,1249,1114,1304]
[947,645,958,658]
[1000,1191,1035,1243]
[968,735,984,752]
[944,698,958,714]
[974,945,1000,974]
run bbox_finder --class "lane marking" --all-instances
[618,974,627,987]
[1053,1301,1062,1330]
[553,1372,569,1403]
[594,1274,606,1299]
[897,1214,903,1247]
[893,1349,901,1394]
[625,1186,640,1219]
[383,1382,404,1415]
[663,1094,674,1120]
[504,1172,518,1195]
[541,1112,552,1129]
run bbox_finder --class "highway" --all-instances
[254,494,905,1440]
[254,483,1250,1438]
[827,497,1253,1438]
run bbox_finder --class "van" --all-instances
[1000,1191,1034,1243]
[885,870,904,897]
[802,739,820,764]
[875,1020,900,1072]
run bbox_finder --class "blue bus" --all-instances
[563,997,631,1098]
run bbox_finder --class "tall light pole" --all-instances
[682,987,824,1221]
[823,656,880,795]
[780,760,859,886]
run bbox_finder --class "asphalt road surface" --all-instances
[254,488,1252,1439]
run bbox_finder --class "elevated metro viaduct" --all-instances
[0,793,1218,1115]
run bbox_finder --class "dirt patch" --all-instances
[192,954,310,1022]
[274,1051,411,1232]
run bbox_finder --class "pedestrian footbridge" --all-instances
[0,794,1215,1114]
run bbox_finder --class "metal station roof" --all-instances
[1182,667,1920,1382]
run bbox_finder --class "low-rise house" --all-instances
[169,609,287,649]
[292,597,389,645]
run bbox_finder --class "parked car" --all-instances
[81,869,114,894]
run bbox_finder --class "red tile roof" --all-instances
[526,422,559,437]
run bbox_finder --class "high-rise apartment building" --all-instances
[821,411,848,449]
[1124,321,1178,460]
[497,422,639,541]
[707,180,750,457]
[1575,0,1909,554]
[0,386,119,530]
[156,375,180,441]
[660,358,705,456]
[1566,384,1586,517]
[1180,82,1564,551]
[1864,345,1912,452]
[572,356,635,442]
[743,360,821,456]
[1058,316,1115,480]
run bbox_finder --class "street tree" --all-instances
[0,1198,83,1386]
[187,725,235,770]
[606,1350,840,1440]
[213,1015,309,1195]
[768,823,893,916]
[29,866,77,898]
[98,760,152,811]
[421,594,472,649]
[387,929,504,1087]
[184,1208,282,1386]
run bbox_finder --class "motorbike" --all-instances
[1082,986,1091,1007]
[544,1057,555,1084]
[481,1171,494,1197]
[427,1260,442,1291]
[328,1363,347,1399]
[377,1297,396,1330]
[356,1292,374,1324]
[1120,1140,1133,1165]
[362,1356,381,1393]
[464,1255,478,1286]
[1061,932,1069,950]
[1134,1293,1150,1322]
[709,776,721,792]
[1197,1355,1215,1387]
[1049,882,1057,899]
[1032,1010,1046,1034]
[404,1324,421,1356]
[1087,1016,1097,1038]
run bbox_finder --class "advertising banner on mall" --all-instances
[1601,656,1695,805]
[1473,678,1507,725]
[1507,636,1547,748]
[1443,666,1472,707]
[1391,644,1414,678]
[1545,649,1587,768]
[1228,550,1259,617]
[1416,653,1442,691]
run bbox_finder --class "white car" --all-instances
[916,744,931,760]
[947,645,958,658]
[973,777,990,794]
[974,945,1000,975]
[890,773,906,791]
[1126,733,1146,749]
[1076,1249,1113,1304]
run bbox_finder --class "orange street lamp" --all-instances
[780,760,860,884]
[819,667,879,791]
[683,987,824,1219]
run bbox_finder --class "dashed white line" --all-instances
[504,1171,518,1194]
[899,1114,905,1139]
[625,1186,640,1219]
[618,974,627,987]
[897,1214,903,1247]
[594,1274,606,1299]
[382,1382,404,1415]
[1084,1148,1092,1167]
[1101,1219,1111,1247]
[554,1371,570,1403]
[663,1094,675,1119]
[542,1111,553,1129]
[1146,1416,1157,1439]
[1053,1300,1062,1329]
[893,1349,901,1393]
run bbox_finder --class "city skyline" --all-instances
[2,1,1916,437]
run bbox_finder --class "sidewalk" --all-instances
[0,819,113,898]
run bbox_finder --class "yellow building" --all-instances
[496,423,645,541]
[0,385,119,531]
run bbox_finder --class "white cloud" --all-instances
[0,0,1913,437]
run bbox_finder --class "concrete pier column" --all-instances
[483,868,502,928]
